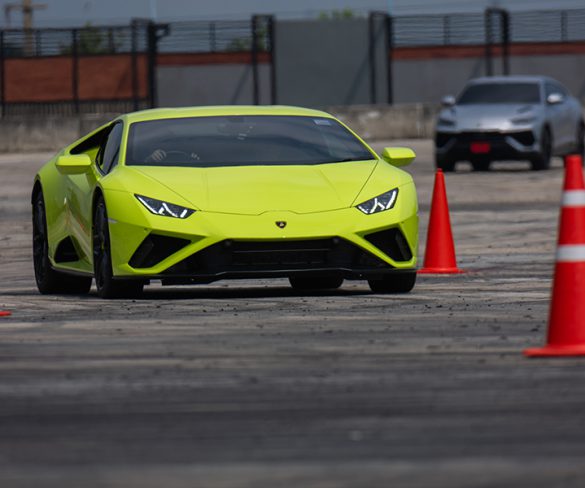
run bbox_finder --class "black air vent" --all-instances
[55,236,80,263]
[129,234,190,268]
[364,228,412,262]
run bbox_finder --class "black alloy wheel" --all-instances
[471,158,491,172]
[368,271,416,294]
[531,129,552,171]
[32,189,91,294]
[435,154,456,172]
[93,196,143,299]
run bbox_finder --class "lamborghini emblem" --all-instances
[275,221,287,229]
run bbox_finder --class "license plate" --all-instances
[470,142,491,154]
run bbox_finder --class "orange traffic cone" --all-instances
[0,311,11,317]
[525,154,585,357]
[418,169,464,274]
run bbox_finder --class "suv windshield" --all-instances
[126,115,374,167]
[458,83,541,105]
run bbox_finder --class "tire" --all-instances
[531,129,552,171]
[368,271,416,294]
[32,189,92,295]
[289,276,343,291]
[471,159,490,172]
[435,154,455,172]
[93,196,143,299]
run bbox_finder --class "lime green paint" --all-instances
[34,106,419,281]
[55,154,93,175]
[381,147,416,167]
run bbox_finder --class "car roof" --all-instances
[120,105,333,124]
[466,75,557,85]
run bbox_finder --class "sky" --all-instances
[2,0,585,28]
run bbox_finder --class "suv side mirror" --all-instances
[56,154,92,175]
[441,95,456,107]
[547,93,564,105]
[381,147,416,167]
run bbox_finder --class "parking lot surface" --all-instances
[1,141,584,487]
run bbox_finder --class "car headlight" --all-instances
[135,195,195,219]
[438,117,455,127]
[356,188,399,215]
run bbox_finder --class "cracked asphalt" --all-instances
[1,140,584,487]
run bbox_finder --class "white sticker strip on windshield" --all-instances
[314,119,332,126]
[562,190,585,206]
[556,245,585,262]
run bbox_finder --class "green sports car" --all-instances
[32,106,419,298]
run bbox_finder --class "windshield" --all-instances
[126,115,374,167]
[458,83,541,105]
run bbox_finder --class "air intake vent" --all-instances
[364,228,412,262]
[129,234,190,268]
[55,236,80,263]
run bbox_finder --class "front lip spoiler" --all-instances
[113,267,417,285]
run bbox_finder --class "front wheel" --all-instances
[531,129,552,171]
[435,154,455,172]
[368,272,416,294]
[32,189,92,295]
[93,197,144,299]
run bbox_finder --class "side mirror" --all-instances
[381,147,416,167]
[547,93,564,105]
[56,154,92,175]
[441,95,456,107]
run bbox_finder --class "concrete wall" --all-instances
[157,63,271,106]
[0,115,114,153]
[0,105,437,153]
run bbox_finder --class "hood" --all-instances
[443,104,539,131]
[131,161,379,215]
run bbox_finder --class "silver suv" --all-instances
[435,76,584,171]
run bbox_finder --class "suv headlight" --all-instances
[135,195,195,219]
[356,188,399,215]
[438,117,455,127]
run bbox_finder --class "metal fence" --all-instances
[0,8,583,115]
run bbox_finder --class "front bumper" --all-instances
[103,184,418,284]
[435,130,539,161]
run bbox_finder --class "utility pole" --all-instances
[5,0,47,55]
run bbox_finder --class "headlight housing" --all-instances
[356,188,399,215]
[438,117,455,127]
[135,195,195,219]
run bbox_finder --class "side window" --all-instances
[98,123,124,174]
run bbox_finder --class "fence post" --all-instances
[386,14,394,105]
[72,29,79,114]
[443,15,451,45]
[267,15,276,105]
[368,12,378,105]
[501,9,510,76]
[484,9,493,76]
[251,15,260,105]
[485,8,510,77]
[561,11,568,42]
[0,31,4,118]
[210,22,216,52]
[131,22,139,111]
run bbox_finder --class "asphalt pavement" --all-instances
[1,141,584,487]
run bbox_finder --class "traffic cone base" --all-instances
[418,267,464,274]
[0,311,11,317]
[524,344,585,357]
